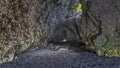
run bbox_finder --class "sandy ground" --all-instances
[0,47,120,68]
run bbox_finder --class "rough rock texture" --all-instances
[1,0,120,65]
[48,13,82,43]
[48,0,120,57]
[0,48,120,68]
[0,0,35,63]
[0,0,72,64]
[80,0,120,57]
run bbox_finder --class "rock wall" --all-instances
[48,0,120,57]
[80,0,120,57]
[1,0,119,64]
[0,0,72,64]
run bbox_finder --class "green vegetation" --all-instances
[97,47,120,57]
[94,34,120,57]
[75,3,82,13]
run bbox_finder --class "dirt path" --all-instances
[0,48,120,68]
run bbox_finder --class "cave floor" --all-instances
[0,47,120,68]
